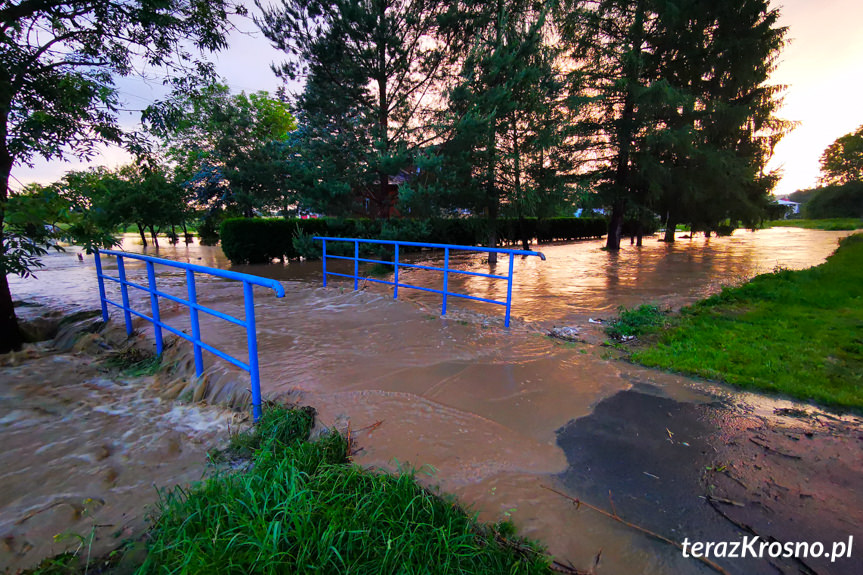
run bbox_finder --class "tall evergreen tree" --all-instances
[405,0,581,259]
[256,0,457,217]
[559,0,788,249]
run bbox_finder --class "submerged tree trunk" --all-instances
[149,225,159,248]
[664,219,677,242]
[0,113,22,353]
[137,224,148,247]
[0,271,19,353]
[606,199,626,251]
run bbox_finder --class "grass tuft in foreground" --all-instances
[628,233,863,411]
[766,218,863,231]
[139,405,552,574]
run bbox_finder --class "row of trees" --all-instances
[255,0,789,256]
[2,0,789,351]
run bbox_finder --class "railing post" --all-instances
[353,240,359,291]
[322,240,328,287]
[505,253,515,327]
[94,250,109,323]
[186,269,204,377]
[442,247,449,316]
[393,244,399,299]
[116,256,133,336]
[243,281,262,422]
[146,261,163,355]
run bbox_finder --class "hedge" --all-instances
[220,217,608,264]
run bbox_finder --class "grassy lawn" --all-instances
[618,234,863,411]
[766,218,863,231]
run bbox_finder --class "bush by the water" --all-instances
[801,181,863,219]
[605,304,669,340]
[138,405,553,574]
[220,216,607,264]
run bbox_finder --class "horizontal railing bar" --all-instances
[352,257,509,280]
[342,276,504,306]
[104,298,251,372]
[100,250,286,296]
[102,273,247,328]
[445,291,507,306]
[327,257,510,281]
[150,289,246,328]
[313,237,545,259]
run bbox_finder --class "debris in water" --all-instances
[548,326,582,342]
[588,318,603,324]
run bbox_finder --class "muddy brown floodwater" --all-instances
[5,227,863,574]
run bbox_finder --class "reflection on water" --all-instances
[6,227,859,573]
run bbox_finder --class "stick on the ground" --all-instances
[541,485,730,575]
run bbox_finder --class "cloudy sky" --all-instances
[11,0,863,198]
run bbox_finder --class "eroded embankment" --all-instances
[0,310,249,572]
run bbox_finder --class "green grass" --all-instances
[628,233,863,411]
[604,304,669,339]
[139,405,552,574]
[102,346,162,376]
[766,218,863,231]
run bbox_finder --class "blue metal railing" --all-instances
[94,250,285,421]
[313,238,545,327]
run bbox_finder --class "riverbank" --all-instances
[616,233,863,411]
[0,314,244,573]
[2,313,567,575]
[767,218,863,231]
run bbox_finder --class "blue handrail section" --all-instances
[94,250,285,421]
[313,237,545,327]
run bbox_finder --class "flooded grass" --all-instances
[102,345,162,376]
[767,218,863,231]
[604,304,669,340]
[138,405,553,574]
[630,233,863,410]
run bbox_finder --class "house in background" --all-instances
[776,198,801,217]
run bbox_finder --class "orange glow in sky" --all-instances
[767,0,863,195]
[11,0,863,198]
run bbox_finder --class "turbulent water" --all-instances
[5,227,861,574]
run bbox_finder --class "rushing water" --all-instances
[6,227,861,573]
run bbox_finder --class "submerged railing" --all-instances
[94,250,285,421]
[313,238,545,327]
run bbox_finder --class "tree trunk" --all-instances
[664,219,677,242]
[149,225,159,248]
[606,0,645,252]
[376,0,390,220]
[606,199,626,251]
[0,106,22,352]
[137,223,148,247]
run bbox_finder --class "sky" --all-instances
[11,0,863,198]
